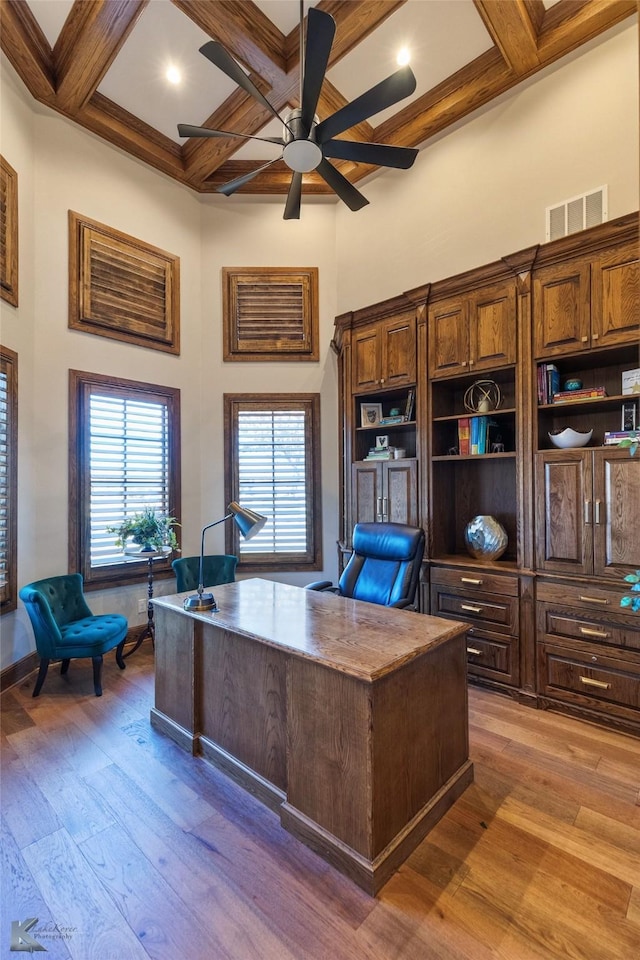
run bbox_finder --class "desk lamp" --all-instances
[183,501,267,612]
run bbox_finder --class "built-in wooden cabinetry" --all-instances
[334,212,639,733]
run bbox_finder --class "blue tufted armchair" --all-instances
[19,574,128,697]
[171,554,238,593]
[307,522,425,609]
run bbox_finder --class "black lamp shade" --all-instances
[228,501,267,540]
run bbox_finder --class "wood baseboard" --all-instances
[0,650,38,692]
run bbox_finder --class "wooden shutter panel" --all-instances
[0,157,18,307]
[68,211,180,354]
[223,267,319,361]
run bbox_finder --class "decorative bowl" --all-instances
[548,427,593,448]
[464,515,508,561]
[563,378,583,391]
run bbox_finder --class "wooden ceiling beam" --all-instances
[54,0,146,112]
[537,0,637,62]
[0,0,55,101]
[474,0,540,73]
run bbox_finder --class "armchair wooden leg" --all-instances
[92,656,103,697]
[115,640,126,670]
[60,659,71,675]
[32,658,50,697]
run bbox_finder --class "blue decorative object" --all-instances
[464,515,508,561]
[563,378,583,391]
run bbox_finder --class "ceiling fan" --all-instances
[178,3,419,219]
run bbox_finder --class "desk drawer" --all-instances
[465,627,519,685]
[431,567,519,598]
[431,584,519,636]
[538,604,640,655]
[538,641,640,715]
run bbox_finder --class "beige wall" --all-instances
[336,20,639,310]
[0,17,638,670]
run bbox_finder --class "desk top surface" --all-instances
[153,578,465,681]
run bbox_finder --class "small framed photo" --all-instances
[622,400,637,431]
[376,435,389,449]
[360,402,382,427]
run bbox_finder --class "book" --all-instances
[470,416,479,455]
[458,418,470,456]
[546,364,560,401]
[477,415,487,455]
[404,388,415,421]
[379,415,405,425]
[553,386,606,402]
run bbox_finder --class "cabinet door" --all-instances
[591,241,640,349]
[593,449,640,579]
[535,450,593,575]
[351,462,383,524]
[428,297,469,378]
[352,325,380,391]
[469,282,517,371]
[380,314,416,387]
[383,459,418,526]
[533,259,591,358]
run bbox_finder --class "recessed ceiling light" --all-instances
[166,65,182,86]
[397,47,410,67]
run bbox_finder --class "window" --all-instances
[224,395,322,571]
[0,346,17,613]
[69,371,181,588]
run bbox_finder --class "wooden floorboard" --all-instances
[1,644,639,960]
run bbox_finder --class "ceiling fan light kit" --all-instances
[178,5,418,219]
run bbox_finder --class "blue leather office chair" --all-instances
[171,554,238,593]
[307,522,425,609]
[19,574,128,697]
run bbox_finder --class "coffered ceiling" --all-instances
[0,0,635,200]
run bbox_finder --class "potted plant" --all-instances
[107,507,180,554]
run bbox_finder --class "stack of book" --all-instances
[604,430,636,445]
[537,363,560,404]
[552,386,607,404]
[364,445,392,460]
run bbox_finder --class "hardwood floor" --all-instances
[1,643,639,960]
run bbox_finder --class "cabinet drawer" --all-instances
[538,642,640,715]
[431,567,519,597]
[465,627,519,685]
[536,579,622,610]
[431,584,519,635]
[537,603,640,655]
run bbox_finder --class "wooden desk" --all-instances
[151,578,473,894]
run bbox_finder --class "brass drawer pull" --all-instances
[461,603,482,613]
[579,626,610,639]
[461,577,483,585]
[579,676,611,690]
[466,646,482,656]
[579,595,610,606]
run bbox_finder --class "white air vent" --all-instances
[545,186,608,241]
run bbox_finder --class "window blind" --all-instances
[89,394,170,565]
[237,409,308,555]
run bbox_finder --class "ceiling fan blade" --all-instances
[322,139,418,169]
[178,124,284,145]
[316,66,417,144]
[300,8,336,132]
[218,158,282,197]
[283,172,303,220]
[199,41,290,132]
[316,159,369,212]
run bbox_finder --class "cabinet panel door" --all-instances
[352,325,380,391]
[591,241,640,348]
[351,462,383,524]
[383,459,418,526]
[533,260,590,358]
[470,283,517,371]
[380,314,416,387]
[593,449,640,579]
[428,298,468,378]
[535,451,593,575]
